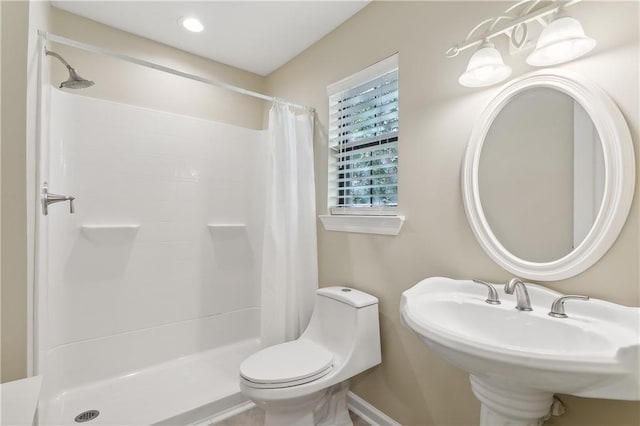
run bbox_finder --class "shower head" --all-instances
[46,49,95,89]
[60,67,95,89]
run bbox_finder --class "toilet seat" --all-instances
[240,340,334,389]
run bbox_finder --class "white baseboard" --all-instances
[347,391,400,426]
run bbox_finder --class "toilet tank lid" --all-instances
[317,287,378,308]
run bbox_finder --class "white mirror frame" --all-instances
[462,69,635,281]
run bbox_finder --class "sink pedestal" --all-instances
[470,376,554,426]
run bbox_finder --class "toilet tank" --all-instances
[301,287,381,373]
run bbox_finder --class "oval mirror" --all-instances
[462,69,635,281]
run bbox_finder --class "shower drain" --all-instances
[74,410,100,423]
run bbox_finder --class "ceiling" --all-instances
[51,1,369,76]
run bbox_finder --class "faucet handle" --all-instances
[473,279,501,305]
[41,183,76,216]
[549,295,590,318]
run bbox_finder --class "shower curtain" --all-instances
[260,101,318,347]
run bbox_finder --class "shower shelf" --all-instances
[80,224,140,244]
[207,224,246,228]
[207,224,247,237]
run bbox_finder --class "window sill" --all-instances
[319,214,405,236]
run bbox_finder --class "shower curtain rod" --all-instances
[38,30,314,112]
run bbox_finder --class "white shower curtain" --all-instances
[260,101,318,347]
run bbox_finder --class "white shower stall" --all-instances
[36,86,270,424]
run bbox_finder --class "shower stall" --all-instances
[34,33,315,425]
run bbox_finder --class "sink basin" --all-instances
[401,277,640,425]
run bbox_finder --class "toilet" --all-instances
[239,287,381,426]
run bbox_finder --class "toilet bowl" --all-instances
[239,287,381,426]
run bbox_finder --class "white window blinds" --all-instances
[327,55,398,213]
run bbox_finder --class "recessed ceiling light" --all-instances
[179,17,204,33]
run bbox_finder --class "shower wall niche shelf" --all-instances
[80,225,140,244]
[207,224,248,239]
[207,224,247,229]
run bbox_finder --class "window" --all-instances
[327,54,399,215]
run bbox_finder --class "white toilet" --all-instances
[239,287,381,426]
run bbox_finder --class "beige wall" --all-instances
[2,0,53,384]
[266,2,639,425]
[1,0,30,383]
[0,0,3,383]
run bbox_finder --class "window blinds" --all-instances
[328,58,398,212]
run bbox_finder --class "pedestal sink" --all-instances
[401,277,640,426]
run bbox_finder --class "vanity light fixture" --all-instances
[447,0,594,88]
[179,16,204,33]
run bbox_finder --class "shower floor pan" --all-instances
[39,339,260,426]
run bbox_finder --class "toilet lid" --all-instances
[240,340,334,386]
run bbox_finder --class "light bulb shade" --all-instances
[526,16,596,66]
[459,44,512,88]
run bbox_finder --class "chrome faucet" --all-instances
[473,279,501,305]
[549,295,590,318]
[504,278,532,311]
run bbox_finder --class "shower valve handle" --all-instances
[41,183,75,215]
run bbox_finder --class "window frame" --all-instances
[320,54,404,235]
[326,54,399,217]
